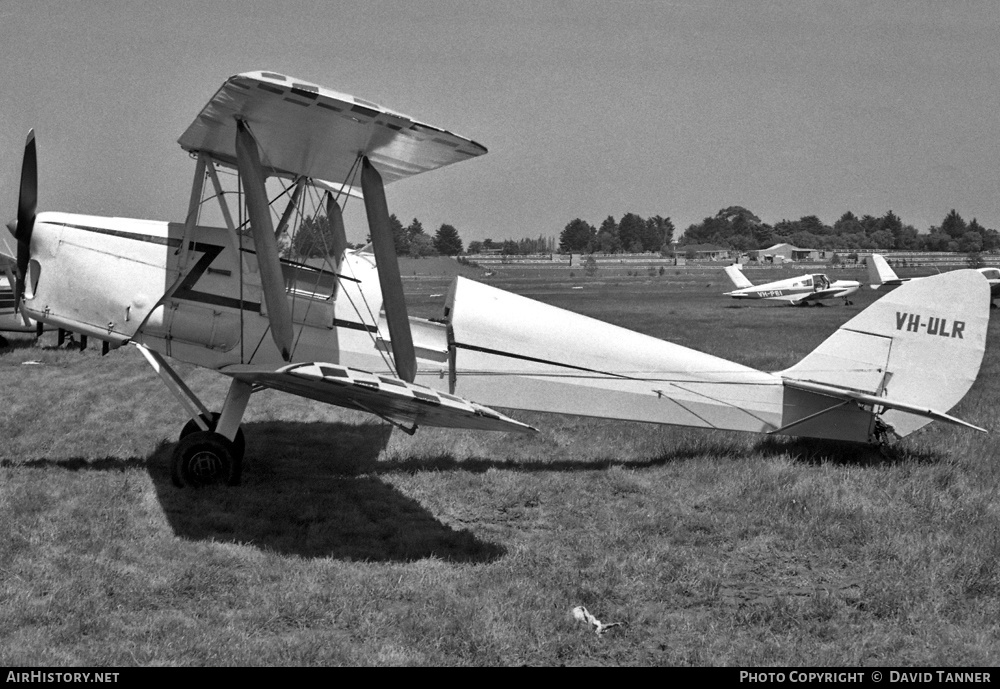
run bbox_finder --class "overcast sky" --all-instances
[1,0,998,245]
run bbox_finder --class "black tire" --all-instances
[180,412,246,461]
[172,431,241,488]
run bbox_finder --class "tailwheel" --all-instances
[179,412,246,462]
[172,431,242,488]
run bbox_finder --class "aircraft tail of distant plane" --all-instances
[867,253,903,288]
[723,264,754,290]
[781,269,989,438]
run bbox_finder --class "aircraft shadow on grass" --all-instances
[6,420,942,561]
[146,420,507,563]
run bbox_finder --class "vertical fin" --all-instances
[724,264,754,290]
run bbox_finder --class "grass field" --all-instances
[2,264,998,666]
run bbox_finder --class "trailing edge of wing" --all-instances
[782,379,986,433]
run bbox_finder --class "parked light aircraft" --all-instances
[868,253,1000,303]
[723,264,860,305]
[2,72,990,488]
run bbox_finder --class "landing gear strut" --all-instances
[134,343,252,488]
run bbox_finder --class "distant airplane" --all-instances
[868,253,1000,304]
[723,264,859,305]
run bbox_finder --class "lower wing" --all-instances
[221,362,535,434]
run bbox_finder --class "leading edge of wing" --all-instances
[782,378,986,433]
[178,71,488,186]
[221,362,536,434]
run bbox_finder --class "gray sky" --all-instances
[2,0,998,245]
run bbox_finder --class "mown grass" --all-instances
[2,266,998,666]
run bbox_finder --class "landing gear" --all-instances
[180,412,246,461]
[172,412,248,487]
[134,343,253,489]
[172,431,241,487]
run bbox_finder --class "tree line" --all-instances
[287,214,464,258]
[558,214,676,254]
[680,206,1000,253]
[284,205,998,260]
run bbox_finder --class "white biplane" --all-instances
[2,72,990,487]
[723,263,860,305]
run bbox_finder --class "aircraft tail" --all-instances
[867,253,900,289]
[781,269,989,439]
[724,264,754,290]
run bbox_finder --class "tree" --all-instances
[942,209,967,239]
[408,232,436,258]
[559,218,596,253]
[618,213,646,252]
[389,214,408,255]
[643,215,674,252]
[289,214,341,258]
[433,224,463,255]
[959,231,983,253]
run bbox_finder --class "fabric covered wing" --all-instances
[222,362,534,433]
[178,71,487,187]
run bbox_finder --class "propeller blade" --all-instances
[14,130,37,308]
[234,120,294,361]
[15,130,36,244]
[361,157,415,383]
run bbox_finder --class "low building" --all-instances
[760,243,823,262]
[677,243,731,261]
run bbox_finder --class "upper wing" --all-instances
[222,362,535,434]
[178,71,487,188]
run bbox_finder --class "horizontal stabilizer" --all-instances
[782,379,985,433]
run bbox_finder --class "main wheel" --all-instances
[180,412,246,461]
[172,431,241,488]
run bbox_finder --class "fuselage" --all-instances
[19,211,443,377]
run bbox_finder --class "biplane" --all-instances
[723,263,860,305]
[2,72,990,488]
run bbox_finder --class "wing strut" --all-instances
[361,157,416,382]
[234,120,294,361]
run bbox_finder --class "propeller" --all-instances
[12,129,37,310]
